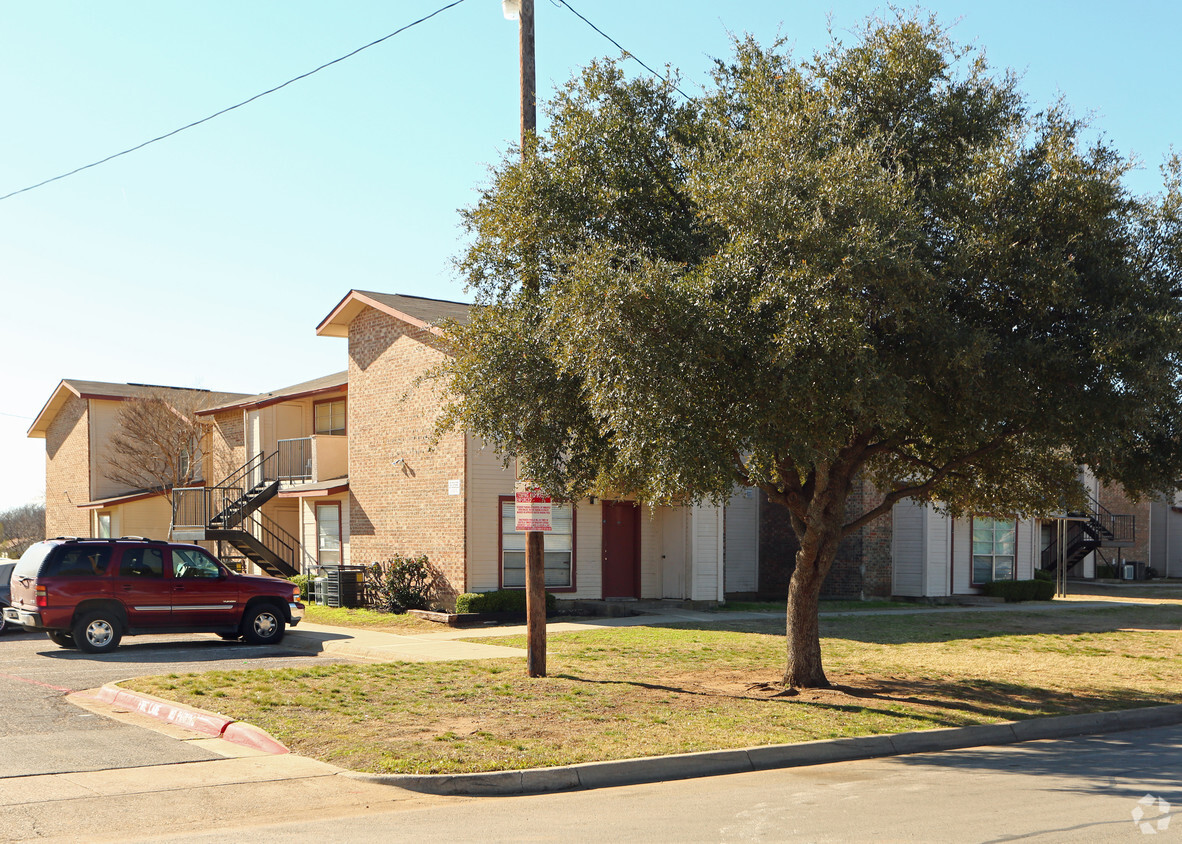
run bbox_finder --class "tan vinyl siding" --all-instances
[465,436,511,592]
[88,399,129,501]
[724,488,759,594]
[952,517,972,594]
[691,504,724,602]
[891,499,925,597]
[926,508,952,597]
[574,499,602,599]
[115,496,173,540]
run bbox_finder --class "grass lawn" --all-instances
[122,603,1182,775]
[302,604,442,633]
[722,599,912,613]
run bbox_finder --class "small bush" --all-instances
[455,589,556,614]
[365,555,440,614]
[981,579,1051,602]
[1033,569,1054,582]
[1096,563,1118,579]
[290,574,312,602]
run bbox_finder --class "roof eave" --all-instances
[315,290,438,338]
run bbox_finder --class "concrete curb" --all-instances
[94,684,289,755]
[345,702,1182,796]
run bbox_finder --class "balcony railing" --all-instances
[278,438,313,482]
[277,435,347,485]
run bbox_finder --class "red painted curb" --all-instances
[222,721,289,755]
[97,685,232,738]
[96,685,286,753]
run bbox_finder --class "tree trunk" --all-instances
[782,483,848,688]
[784,542,838,687]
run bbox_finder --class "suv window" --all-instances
[172,548,222,579]
[12,542,55,579]
[44,547,112,577]
[119,547,166,578]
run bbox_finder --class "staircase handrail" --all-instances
[217,450,278,495]
[241,510,302,575]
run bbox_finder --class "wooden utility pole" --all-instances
[515,0,546,679]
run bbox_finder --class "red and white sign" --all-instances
[514,481,552,532]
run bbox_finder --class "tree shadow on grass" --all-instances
[646,603,1182,645]
[554,671,1181,728]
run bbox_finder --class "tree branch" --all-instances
[840,431,1019,537]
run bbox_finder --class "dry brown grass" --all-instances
[124,603,1182,774]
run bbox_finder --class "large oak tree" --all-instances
[441,15,1182,687]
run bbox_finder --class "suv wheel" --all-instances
[241,605,285,645]
[47,630,76,648]
[73,610,123,654]
[0,610,6,635]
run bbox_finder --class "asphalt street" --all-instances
[0,626,343,777]
[107,723,1182,844]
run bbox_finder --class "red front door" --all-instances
[602,501,639,598]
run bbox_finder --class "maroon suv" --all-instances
[3,537,304,654]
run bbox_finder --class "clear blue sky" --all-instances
[2,1,1180,511]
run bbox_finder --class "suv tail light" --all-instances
[36,585,48,608]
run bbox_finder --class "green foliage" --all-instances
[364,556,440,614]
[455,590,556,615]
[980,579,1055,602]
[440,11,1182,685]
[1033,569,1054,582]
[290,575,312,602]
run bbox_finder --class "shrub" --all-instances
[1033,569,1054,582]
[365,555,440,614]
[290,574,312,602]
[981,579,1051,602]
[454,589,556,614]
[1096,563,1118,579]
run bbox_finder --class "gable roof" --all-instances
[28,380,247,439]
[197,371,349,416]
[316,290,471,338]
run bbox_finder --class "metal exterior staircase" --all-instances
[1041,493,1135,575]
[172,450,302,578]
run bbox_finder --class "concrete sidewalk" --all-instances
[284,596,1155,655]
[61,594,1182,803]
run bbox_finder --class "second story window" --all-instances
[315,399,346,436]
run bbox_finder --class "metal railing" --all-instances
[241,509,302,573]
[173,451,279,530]
[1041,492,1135,570]
[278,438,313,482]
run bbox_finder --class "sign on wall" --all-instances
[514,481,552,532]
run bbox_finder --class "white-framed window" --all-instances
[314,399,347,436]
[972,517,1016,584]
[97,513,111,538]
[500,499,573,588]
[317,503,342,566]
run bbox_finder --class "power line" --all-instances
[552,0,691,100]
[0,0,470,202]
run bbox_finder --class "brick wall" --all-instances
[205,408,246,482]
[347,308,467,600]
[1096,482,1151,566]
[44,395,91,537]
[758,476,893,599]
